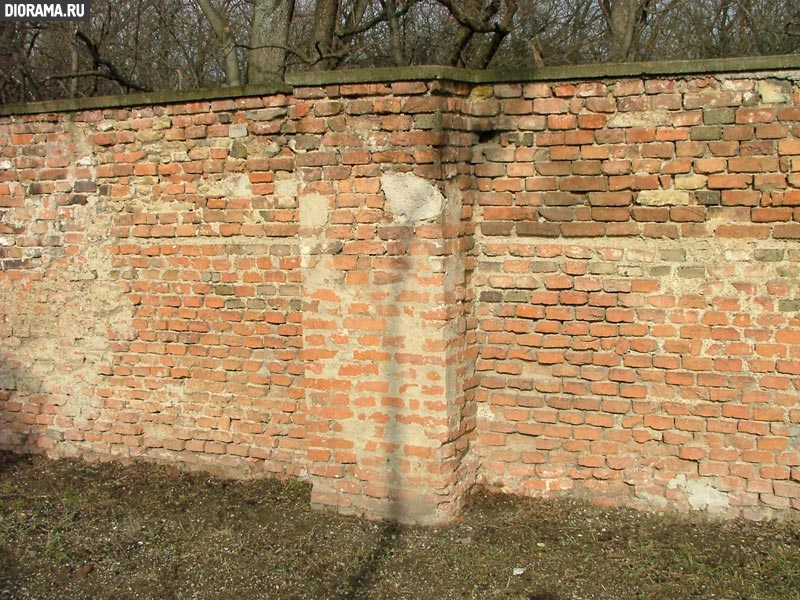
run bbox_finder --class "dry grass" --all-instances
[1,453,798,600]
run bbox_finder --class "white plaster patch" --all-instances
[229,124,248,138]
[607,111,671,128]
[275,177,299,197]
[668,474,730,513]
[758,80,792,104]
[0,160,12,170]
[477,403,494,422]
[636,189,691,207]
[299,193,329,228]
[206,173,252,198]
[724,249,752,262]
[381,172,444,224]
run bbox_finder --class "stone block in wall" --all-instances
[636,190,691,206]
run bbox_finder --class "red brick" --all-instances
[715,224,770,239]
[561,222,605,237]
[708,173,752,189]
[7,72,800,524]
[752,208,792,222]
[736,108,775,124]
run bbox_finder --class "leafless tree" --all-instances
[249,0,295,82]
[1,0,797,103]
[433,0,518,68]
[598,0,652,62]
[657,0,800,59]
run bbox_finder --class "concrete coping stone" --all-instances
[2,54,800,117]
[287,54,800,86]
[0,83,293,117]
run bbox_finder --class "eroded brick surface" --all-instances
[1,71,799,521]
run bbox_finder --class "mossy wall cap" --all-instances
[1,53,799,116]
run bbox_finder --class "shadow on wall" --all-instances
[0,351,47,453]
[378,172,453,525]
[323,178,447,597]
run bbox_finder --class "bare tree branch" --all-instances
[74,28,152,92]
[44,70,140,82]
[381,0,406,65]
[442,0,517,68]
[194,0,242,86]
[339,0,417,39]
[436,0,507,34]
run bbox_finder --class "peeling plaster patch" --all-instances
[205,173,252,198]
[0,160,12,170]
[759,80,792,104]
[170,151,190,163]
[637,492,668,509]
[477,403,494,422]
[668,474,730,513]
[637,190,691,206]
[381,172,444,225]
[299,193,329,229]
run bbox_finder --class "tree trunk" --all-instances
[195,0,242,86]
[442,0,517,69]
[383,0,406,65]
[311,0,339,70]
[599,0,650,62]
[247,0,295,83]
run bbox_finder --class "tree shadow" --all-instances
[0,351,42,455]
[338,521,401,600]
[0,449,29,473]
[0,451,25,599]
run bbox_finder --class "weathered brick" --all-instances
[4,66,800,526]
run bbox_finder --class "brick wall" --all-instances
[0,94,307,480]
[469,74,800,518]
[1,57,798,522]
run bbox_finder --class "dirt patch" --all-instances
[0,452,798,599]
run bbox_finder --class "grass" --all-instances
[0,452,798,600]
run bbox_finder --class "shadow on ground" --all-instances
[0,456,797,600]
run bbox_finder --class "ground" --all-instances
[0,452,798,600]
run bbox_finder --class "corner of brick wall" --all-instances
[295,80,480,523]
[1,64,799,521]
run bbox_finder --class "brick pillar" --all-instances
[300,169,474,524]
